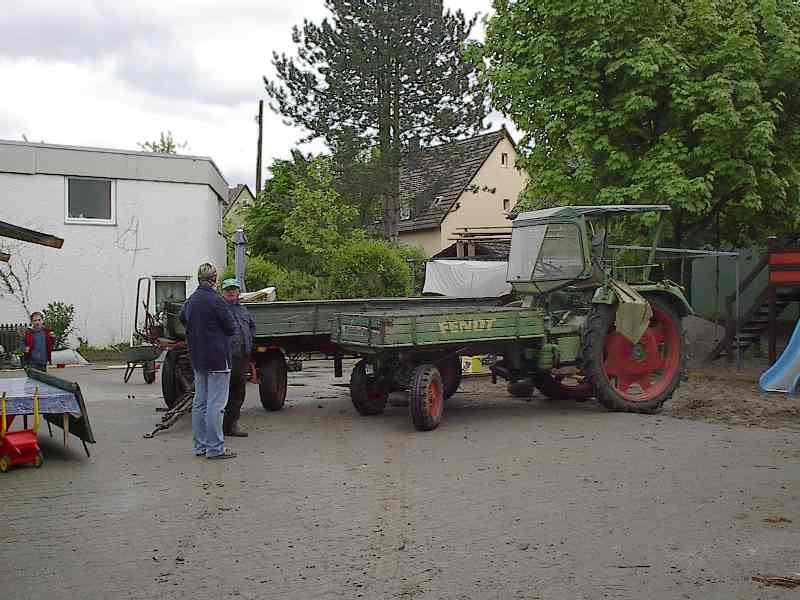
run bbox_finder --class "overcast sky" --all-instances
[0,0,505,191]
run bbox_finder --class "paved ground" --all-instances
[1,361,799,600]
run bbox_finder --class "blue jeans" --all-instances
[192,369,231,457]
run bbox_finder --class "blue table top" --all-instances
[0,377,80,416]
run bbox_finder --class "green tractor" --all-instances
[500,204,691,413]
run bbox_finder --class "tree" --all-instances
[245,154,360,274]
[0,241,44,316]
[265,0,489,240]
[475,0,800,249]
[138,131,188,154]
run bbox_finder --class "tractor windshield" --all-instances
[508,223,586,283]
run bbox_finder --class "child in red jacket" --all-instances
[19,312,55,371]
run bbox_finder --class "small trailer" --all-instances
[333,306,547,430]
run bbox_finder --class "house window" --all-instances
[400,200,412,221]
[503,198,511,212]
[501,152,510,168]
[65,177,115,224]
[154,279,188,313]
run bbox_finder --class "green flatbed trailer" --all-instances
[159,296,503,413]
[331,305,575,431]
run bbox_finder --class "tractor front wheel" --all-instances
[507,379,534,399]
[350,359,389,415]
[533,368,593,401]
[409,364,445,431]
[583,295,686,413]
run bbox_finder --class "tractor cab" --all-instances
[507,204,672,296]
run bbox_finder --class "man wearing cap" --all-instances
[179,263,237,460]
[221,277,256,437]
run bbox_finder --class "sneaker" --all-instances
[207,449,237,460]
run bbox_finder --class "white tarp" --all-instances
[423,260,512,298]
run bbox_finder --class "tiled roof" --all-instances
[399,128,511,232]
[228,184,246,204]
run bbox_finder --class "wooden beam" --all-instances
[0,252,9,262]
[0,221,64,249]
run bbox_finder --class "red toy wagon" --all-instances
[0,390,43,472]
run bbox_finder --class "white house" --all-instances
[0,139,230,346]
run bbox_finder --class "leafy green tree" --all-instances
[265,0,488,240]
[475,0,800,249]
[395,244,428,295]
[138,131,188,154]
[245,154,361,274]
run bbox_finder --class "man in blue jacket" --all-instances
[179,263,237,460]
[221,278,256,437]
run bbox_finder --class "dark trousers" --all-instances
[223,355,248,433]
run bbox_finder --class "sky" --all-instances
[0,0,506,191]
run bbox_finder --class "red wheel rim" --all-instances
[602,303,681,402]
[427,379,443,418]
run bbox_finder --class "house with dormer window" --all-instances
[398,127,528,256]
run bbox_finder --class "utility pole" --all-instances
[255,99,264,194]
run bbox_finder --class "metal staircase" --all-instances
[706,245,800,363]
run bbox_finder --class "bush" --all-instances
[42,301,75,350]
[223,256,321,301]
[326,239,412,299]
[395,244,428,295]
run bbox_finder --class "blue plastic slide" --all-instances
[759,319,800,394]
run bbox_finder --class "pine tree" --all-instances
[265,0,488,240]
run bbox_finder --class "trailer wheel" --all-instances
[583,295,687,413]
[0,455,10,473]
[33,451,44,468]
[259,352,288,412]
[436,354,463,399]
[350,360,389,415]
[143,361,156,384]
[409,364,444,431]
[161,349,186,409]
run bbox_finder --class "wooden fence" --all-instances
[0,322,26,357]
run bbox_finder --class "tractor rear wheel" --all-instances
[583,295,687,413]
[259,352,288,412]
[350,359,389,415]
[409,364,445,431]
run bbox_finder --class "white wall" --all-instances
[0,173,225,346]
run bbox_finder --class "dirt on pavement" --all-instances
[668,362,800,430]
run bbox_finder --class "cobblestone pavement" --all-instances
[1,362,799,600]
